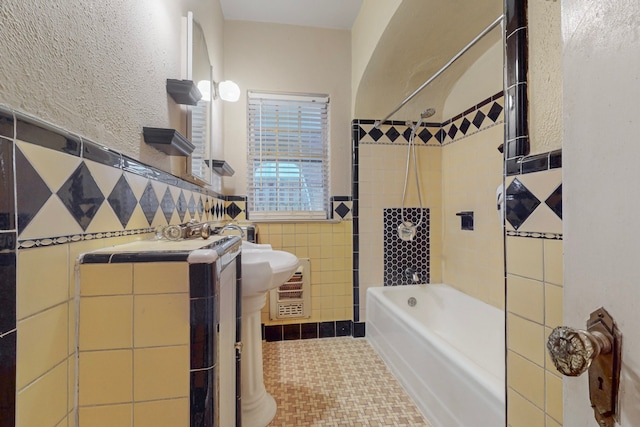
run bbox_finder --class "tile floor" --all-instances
[264,337,431,426]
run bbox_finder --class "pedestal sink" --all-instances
[240,241,299,427]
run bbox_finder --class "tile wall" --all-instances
[76,261,191,427]
[505,153,563,427]
[352,92,505,321]
[256,220,353,334]
[0,106,231,427]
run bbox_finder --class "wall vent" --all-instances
[269,258,311,320]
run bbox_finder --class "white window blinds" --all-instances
[247,92,329,220]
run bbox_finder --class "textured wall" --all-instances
[0,0,223,175]
[528,0,562,154]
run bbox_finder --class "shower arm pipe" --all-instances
[374,14,504,129]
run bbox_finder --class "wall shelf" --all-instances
[142,127,195,156]
[166,79,202,106]
[205,159,235,176]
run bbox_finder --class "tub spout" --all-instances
[405,267,420,283]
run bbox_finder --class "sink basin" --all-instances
[241,242,299,296]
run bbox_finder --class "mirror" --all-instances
[187,12,212,184]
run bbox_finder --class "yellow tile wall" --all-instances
[257,220,353,325]
[77,260,190,427]
[357,142,443,320]
[441,124,505,309]
[15,234,143,427]
[507,235,563,427]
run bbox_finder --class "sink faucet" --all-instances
[218,223,245,238]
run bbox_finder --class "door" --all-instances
[563,0,640,424]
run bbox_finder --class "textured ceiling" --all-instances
[354,0,504,122]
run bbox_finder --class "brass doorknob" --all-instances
[546,326,612,377]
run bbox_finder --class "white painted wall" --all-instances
[563,1,640,425]
[350,0,401,116]
[442,39,503,120]
[0,0,225,179]
[222,21,352,196]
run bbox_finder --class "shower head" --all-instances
[421,108,436,119]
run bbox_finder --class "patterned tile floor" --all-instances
[264,337,431,426]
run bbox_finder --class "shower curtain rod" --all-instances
[374,14,505,128]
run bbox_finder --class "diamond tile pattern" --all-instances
[107,175,137,228]
[545,184,562,219]
[161,188,176,224]
[264,338,431,427]
[505,178,541,230]
[176,191,187,222]
[139,182,160,226]
[15,147,51,234]
[383,208,429,286]
[57,162,104,231]
[334,202,350,219]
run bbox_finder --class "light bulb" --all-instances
[217,80,240,102]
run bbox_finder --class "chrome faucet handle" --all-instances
[546,326,612,377]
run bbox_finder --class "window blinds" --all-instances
[247,91,329,220]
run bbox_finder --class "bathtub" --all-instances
[366,284,505,427]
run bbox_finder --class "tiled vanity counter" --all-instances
[76,235,242,427]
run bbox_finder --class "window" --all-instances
[247,91,329,220]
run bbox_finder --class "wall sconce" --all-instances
[197,79,240,102]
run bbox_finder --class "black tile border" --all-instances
[262,320,365,341]
[1,104,223,199]
[0,331,16,427]
[506,149,562,177]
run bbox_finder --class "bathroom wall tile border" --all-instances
[504,149,562,237]
[506,149,562,176]
[355,92,504,147]
[0,106,229,249]
[262,320,359,342]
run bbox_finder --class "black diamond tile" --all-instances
[335,202,350,219]
[435,129,446,144]
[227,202,241,219]
[385,127,400,142]
[418,128,433,143]
[160,188,176,223]
[505,178,541,230]
[459,118,471,134]
[0,138,15,230]
[487,102,503,122]
[57,162,105,231]
[545,184,562,219]
[472,111,486,129]
[188,194,197,217]
[358,126,366,141]
[447,124,458,139]
[15,147,52,234]
[368,127,383,141]
[108,175,138,228]
[176,191,187,222]
[402,128,413,141]
[197,196,204,216]
[139,182,159,226]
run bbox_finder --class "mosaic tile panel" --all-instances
[383,208,430,286]
[264,338,430,427]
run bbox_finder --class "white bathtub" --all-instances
[366,284,505,427]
